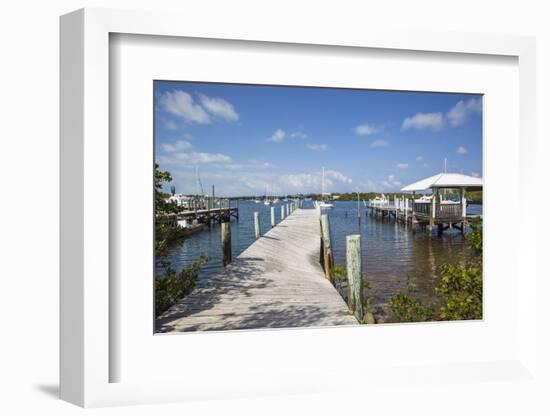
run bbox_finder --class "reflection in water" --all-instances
[160,200,479,308]
[328,202,476,305]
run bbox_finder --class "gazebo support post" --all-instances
[460,187,466,234]
[411,191,416,232]
[429,188,437,236]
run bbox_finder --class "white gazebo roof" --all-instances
[401,173,483,192]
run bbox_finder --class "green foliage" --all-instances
[436,262,482,321]
[465,191,483,204]
[390,221,483,323]
[331,264,348,281]
[154,163,186,258]
[436,219,483,320]
[389,293,435,323]
[155,256,207,317]
[331,263,371,289]
[155,223,188,258]
[389,275,435,323]
[155,163,172,212]
[466,217,483,254]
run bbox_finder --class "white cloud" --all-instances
[358,179,380,192]
[471,171,480,177]
[275,169,352,194]
[161,140,192,153]
[267,128,286,143]
[325,169,352,184]
[222,161,273,171]
[163,119,179,130]
[168,168,357,196]
[402,112,445,131]
[279,173,320,191]
[370,139,389,148]
[306,143,328,152]
[159,151,232,165]
[159,90,210,124]
[381,174,402,190]
[198,94,239,122]
[354,123,380,136]
[188,152,232,164]
[290,131,308,139]
[416,155,424,161]
[396,163,408,169]
[447,98,482,127]
[456,146,468,155]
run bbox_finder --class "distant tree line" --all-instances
[331,190,483,203]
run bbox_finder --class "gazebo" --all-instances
[401,173,483,232]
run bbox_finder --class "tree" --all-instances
[155,162,173,213]
[154,163,183,258]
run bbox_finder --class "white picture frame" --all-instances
[60,8,538,408]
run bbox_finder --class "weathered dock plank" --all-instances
[156,209,358,332]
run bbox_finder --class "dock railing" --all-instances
[413,200,461,220]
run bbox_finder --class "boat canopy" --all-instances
[401,173,483,192]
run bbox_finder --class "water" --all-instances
[158,200,296,278]
[159,200,481,307]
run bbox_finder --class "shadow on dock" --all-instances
[156,209,357,333]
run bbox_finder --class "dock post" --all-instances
[461,187,466,234]
[221,222,232,266]
[429,191,436,235]
[357,192,360,224]
[346,234,364,322]
[206,196,211,226]
[281,205,285,220]
[411,192,416,232]
[254,212,261,239]
[320,214,334,280]
[286,203,290,217]
[271,206,275,227]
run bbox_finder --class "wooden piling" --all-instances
[221,222,232,266]
[281,205,285,220]
[320,214,334,280]
[461,187,466,234]
[346,234,364,322]
[357,192,360,222]
[254,211,261,239]
[271,206,275,228]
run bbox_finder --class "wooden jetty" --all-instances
[179,206,239,224]
[156,208,358,332]
[157,206,239,227]
[366,173,482,234]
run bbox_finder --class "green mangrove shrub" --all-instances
[390,219,483,322]
[155,256,207,317]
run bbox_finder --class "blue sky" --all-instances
[154,81,482,196]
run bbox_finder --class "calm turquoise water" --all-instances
[159,200,481,305]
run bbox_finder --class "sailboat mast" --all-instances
[322,167,325,197]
